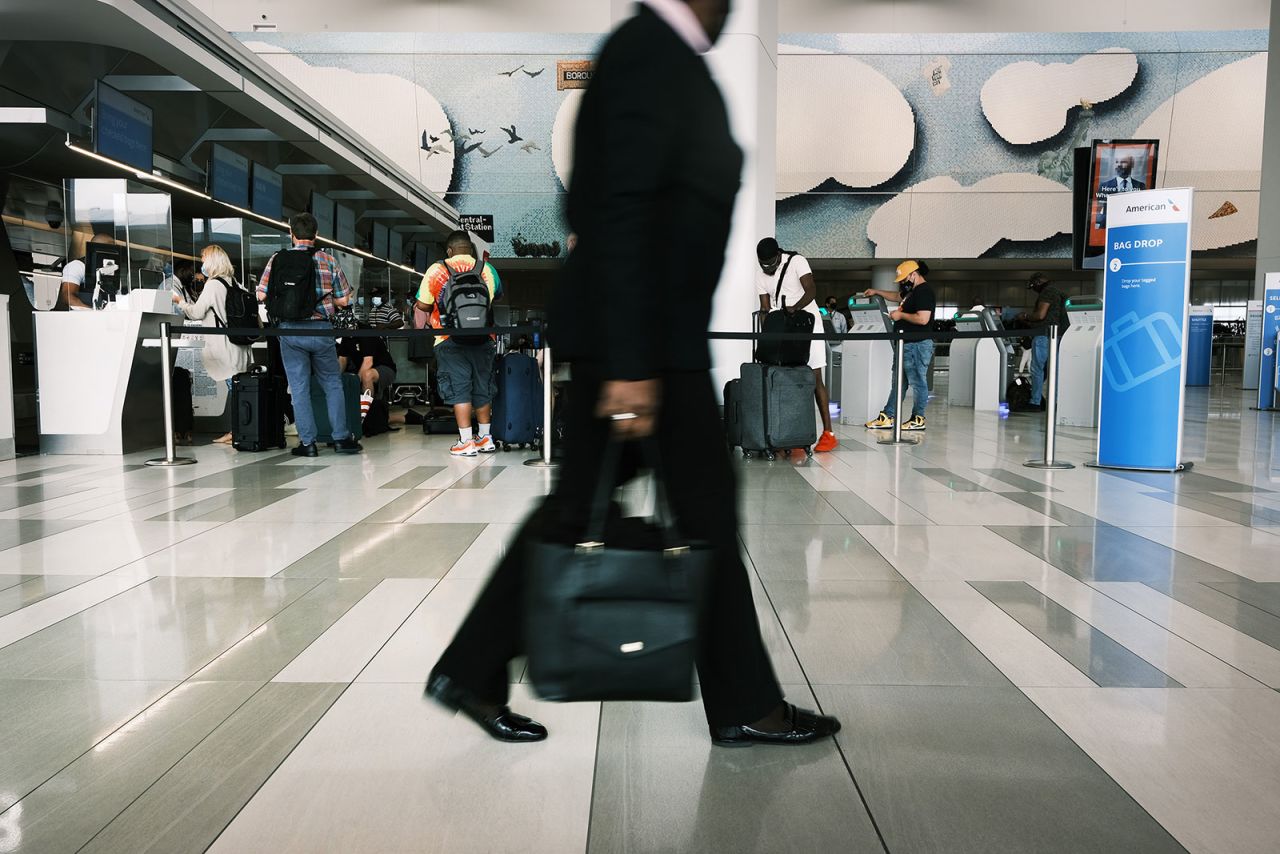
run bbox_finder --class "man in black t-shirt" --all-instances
[862,259,937,431]
[1015,272,1069,412]
[338,330,399,420]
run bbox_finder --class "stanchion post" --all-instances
[146,321,197,467]
[1025,324,1074,471]
[878,334,917,446]
[524,338,558,469]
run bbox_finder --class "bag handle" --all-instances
[581,440,682,552]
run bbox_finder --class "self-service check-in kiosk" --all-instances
[840,296,894,426]
[1057,296,1104,428]
[948,307,1010,411]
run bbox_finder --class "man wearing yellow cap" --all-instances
[862,260,936,431]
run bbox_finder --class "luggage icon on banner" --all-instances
[1103,311,1183,392]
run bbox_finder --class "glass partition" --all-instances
[65,178,175,297]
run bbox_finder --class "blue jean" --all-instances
[278,320,349,446]
[1029,335,1057,405]
[884,339,934,419]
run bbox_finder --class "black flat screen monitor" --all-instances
[251,163,283,220]
[208,144,251,209]
[85,242,125,306]
[310,192,336,240]
[93,81,153,173]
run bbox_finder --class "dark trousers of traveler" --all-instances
[433,366,784,727]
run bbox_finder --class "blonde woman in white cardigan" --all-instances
[172,245,253,444]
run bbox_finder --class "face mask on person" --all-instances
[372,296,383,307]
[201,261,214,279]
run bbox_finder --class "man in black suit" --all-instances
[1094,155,1147,229]
[425,0,841,748]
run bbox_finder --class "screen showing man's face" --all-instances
[1115,157,1135,179]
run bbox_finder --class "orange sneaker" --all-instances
[814,431,839,452]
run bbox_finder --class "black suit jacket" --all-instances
[1099,177,1146,193]
[550,6,743,379]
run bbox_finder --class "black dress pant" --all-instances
[432,366,784,727]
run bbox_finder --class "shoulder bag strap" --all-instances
[773,252,796,308]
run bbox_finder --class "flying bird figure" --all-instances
[522,68,545,78]
[423,143,450,159]
[460,141,484,154]
[520,141,542,153]
[468,128,486,135]
[500,125,523,144]
[479,146,502,158]
[499,65,525,77]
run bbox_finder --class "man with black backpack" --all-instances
[256,212,362,457]
[414,230,500,457]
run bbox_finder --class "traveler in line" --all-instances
[368,286,404,329]
[256,212,362,457]
[1014,272,1068,413]
[335,308,400,421]
[414,230,500,457]
[863,259,936,431]
[172,245,254,445]
[755,237,839,452]
[424,0,841,748]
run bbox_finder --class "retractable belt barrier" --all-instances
[146,322,1065,469]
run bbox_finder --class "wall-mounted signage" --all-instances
[460,214,495,242]
[208,144,250,209]
[93,80,153,173]
[250,163,283,220]
[557,60,595,91]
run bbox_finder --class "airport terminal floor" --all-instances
[1,380,1278,853]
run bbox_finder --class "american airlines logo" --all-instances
[1125,203,1168,213]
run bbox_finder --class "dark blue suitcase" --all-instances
[492,353,542,450]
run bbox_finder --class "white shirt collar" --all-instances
[640,0,712,55]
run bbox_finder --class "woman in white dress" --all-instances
[172,245,253,444]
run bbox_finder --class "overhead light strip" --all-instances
[65,138,422,275]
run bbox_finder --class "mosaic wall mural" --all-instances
[776,31,1268,259]
[238,31,1266,261]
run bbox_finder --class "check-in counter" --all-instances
[35,306,170,454]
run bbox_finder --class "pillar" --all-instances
[871,265,896,295]
[1253,3,1280,299]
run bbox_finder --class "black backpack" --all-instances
[440,259,493,345]
[265,247,323,322]
[213,277,262,345]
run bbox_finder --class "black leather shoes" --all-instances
[425,672,548,743]
[291,442,318,457]
[334,436,363,455]
[710,703,841,748]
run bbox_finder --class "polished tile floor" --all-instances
[1,382,1278,853]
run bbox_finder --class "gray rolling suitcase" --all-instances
[738,363,816,460]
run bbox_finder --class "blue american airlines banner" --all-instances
[1097,188,1193,471]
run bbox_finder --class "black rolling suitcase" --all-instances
[723,379,743,448]
[231,370,286,452]
[738,363,816,461]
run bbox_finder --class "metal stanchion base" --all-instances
[145,457,198,467]
[1084,460,1193,473]
[523,458,559,468]
[1024,459,1075,470]
[876,436,919,446]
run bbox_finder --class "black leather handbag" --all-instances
[524,444,711,703]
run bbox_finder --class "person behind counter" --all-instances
[59,230,116,310]
[172,245,254,445]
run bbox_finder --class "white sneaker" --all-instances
[475,435,497,454]
[451,439,478,457]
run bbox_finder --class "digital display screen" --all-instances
[1083,139,1160,270]
[311,192,335,240]
[251,163,283,220]
[335,203,356,248]
[208,144,250,208]
[372,222,389,259]
[389,230,403,265]
[94,81,153,173]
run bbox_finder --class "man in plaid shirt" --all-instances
[257,212,362,456]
